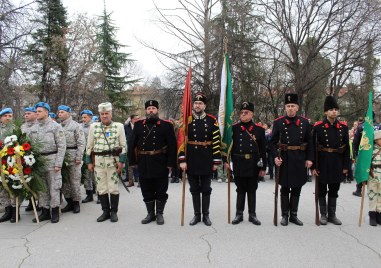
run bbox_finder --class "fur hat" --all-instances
[98,102,112,112]
[285,93,298,105]
[240,101,254,112]
[193,92,207,104]
[324,96,339,112]
[145,100,159,109]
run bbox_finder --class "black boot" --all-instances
[352,183,362,197]
[0,206,12,223]
[10,206,20,223]
[156,200,166,225]
[248,192,261,225]
[62,198,74,213]
[327,197,342,225]
[73,201,80,214]
[319,197,327,225]
[141,201,156,224]
[97,194,110,222]
[232,193,245,225]
[25,199,33,212]
[97,194,101,204]
[377,212,381,225]
[189,194,201,226]
[280,196,289,226]
[82,190,94,203]
[289,196,303,226]
[51,207,59,223]
[369,211,377,226]
[33,207,51,223]
[202,194,212,226]
[110,194,119,222]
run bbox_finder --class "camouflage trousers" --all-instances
[62,164,82,202]
[368,176,381,212]
[94,156,119,195]
[83,169,96,191]
[39,168,62,209]
[0,189,16,206]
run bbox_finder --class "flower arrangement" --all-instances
[0,123,47,201]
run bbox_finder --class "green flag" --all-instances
[354,92,374,184]
[218,53,234,160]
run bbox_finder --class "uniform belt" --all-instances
[279,143,307,151]
[188,141,212,146]
[93,147,122,156]
[66,146,78,150]
[138,146,167,155]
[41,151,58,156]
[233,153,254,159]
[318,145,345,153]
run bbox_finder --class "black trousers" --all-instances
[318,182,340,198]
[280,187,302,197]
[139,176,169,202]
[235,176,258,193]
[188,174,212,195]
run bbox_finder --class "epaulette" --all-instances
[274,116,284,121]
[233,122,240,126]
[207,113,216,120]
[339,121,348,126]
[314,120,323,127]
[299,115,310,121]
[255,123,264,129]
[162,119,173,124]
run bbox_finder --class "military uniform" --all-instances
[128,112,177,225]
[81,119,96,202]
[85,103,126,222]
[28,113,66,223]
[312,97,350,225]
[270,94,313,226]
[178,106,221,226]
[368,133,381,226]
[0,119,15,223]
[227,115,267,225]
[60,113,86,213]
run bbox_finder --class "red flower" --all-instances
[7,147,14,155]
[23,167,32,175]
[1,158,6,165]
[8,167,14,175]
[23,143,31,151]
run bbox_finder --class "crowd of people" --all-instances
[0,92,380,227]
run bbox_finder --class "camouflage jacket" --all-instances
[61,116,86,163]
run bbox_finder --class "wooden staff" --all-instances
[227,168,231,224]
[31,196,39,224]
[16,197,19,223]
[358,181,366,227]
[181,170,186,226]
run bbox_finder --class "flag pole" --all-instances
[181,170,186,226]
[358,181,366,227]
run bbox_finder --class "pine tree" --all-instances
[26,0,69,107]
[95,2,136,116]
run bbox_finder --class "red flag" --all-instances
[177,68,192,160]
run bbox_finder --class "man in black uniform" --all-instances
[179,92,221,226]
[224,102,267,225]
[270,93,313,226]
[128,100,177,225]
[312,96,350,225]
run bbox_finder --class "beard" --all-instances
[146,112,159,121]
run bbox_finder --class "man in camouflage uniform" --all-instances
[86,102,127,223]
[21,107,40,212]
[80,109,96,203]
[29,102,66,223]
[0,108,15,223]
[58,105,86,214]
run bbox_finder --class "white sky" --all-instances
[62,0,180,79]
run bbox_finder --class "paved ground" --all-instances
[0,176,380,268]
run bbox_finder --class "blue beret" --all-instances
[80,109,93,116]
[49,112,57,119]
[91,116,99,123]
[58,105,72,113]
[0,108,13,116]
[24,107,36,113]
[35,102,50,112]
